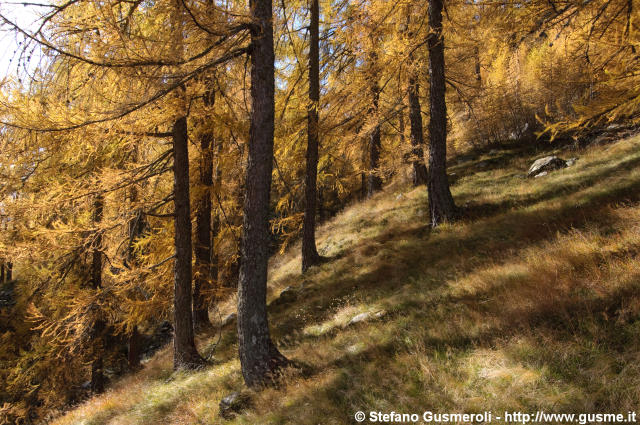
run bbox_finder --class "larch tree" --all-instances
[193,79,216,330]
[169,0,205,370]
[426,0,457,226]
[366,47,383,197]
[404,5,428,187]
[237,0,289,388]
[301,0,324,272]
[171,113,205,369]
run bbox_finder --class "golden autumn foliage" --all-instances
[0,0,638,421]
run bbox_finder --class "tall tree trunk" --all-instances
[210,143,221,293]
[90,195,105,394]
[302,0,322,272]
[193,85,215,330]
[367,75,382,197]
[211,195,220,292]
[90,356,104,393]
[399,106,406,146]
[1,263,4,283]
[474,45,482,84]
[5,263,11,282]
[126,183,145,370]
[403,6,428,186]
[427,0,457,227]
[237,0,288,388]
[128,325,141,370]
[408,72,428,186]
[172,116,204,370]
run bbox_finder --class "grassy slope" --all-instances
[53,135,640,424]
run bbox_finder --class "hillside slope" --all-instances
[53,135,640,424]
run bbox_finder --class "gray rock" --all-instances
[346,310,386,326]
[348,312,370,325]
[527,156,567,178]
[221,313,236,327]
[534,171,548,178]
[373,310,386,319]
[219,391,251,420]
[566,157,578,167]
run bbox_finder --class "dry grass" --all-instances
[52,134,640,424]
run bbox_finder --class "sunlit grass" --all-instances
[52,134,640,424]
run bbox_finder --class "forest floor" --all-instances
[52,134,640,424]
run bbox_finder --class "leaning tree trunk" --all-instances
[427,0,457,227]
[90,195,105,394]
[193,84,215,330]
[302,0,323,272]
[367,73,382,197]
[172,116,204,370]
[237,0,288,389]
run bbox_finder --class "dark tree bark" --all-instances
[126,184,145,370]
[367,74,382,197]
[474,45,482,84]
[172,116,204,370]
[237,0,288,389]
[90,195,105,394]
[90,355,104,394]
[399,105,406,146]
[210,143,221,292]
[408,72,429,186]
[302,0,323,272]
[211,197,220,291]
[193,85,215,330]
[221,175,241,290]
[1,263,4,282]
[5,263,11,282]
[403,6,428,186]
[427,0,457,227]
[128,325,141,370]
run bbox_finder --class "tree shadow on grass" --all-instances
[270,165,640,347]
[254,144,640,423]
